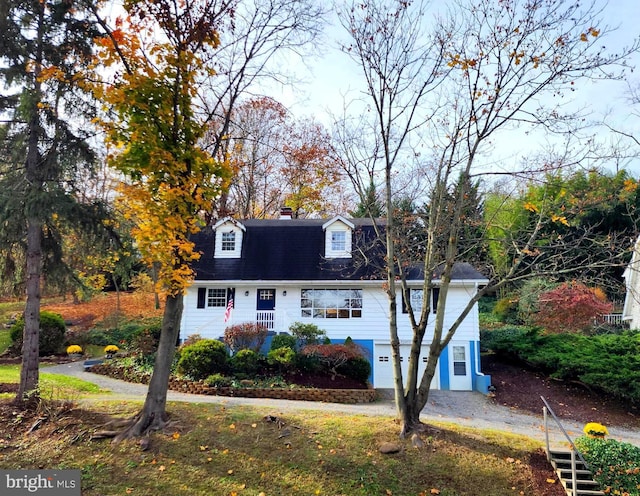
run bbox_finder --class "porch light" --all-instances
[245,290,249,296]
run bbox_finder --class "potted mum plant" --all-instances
[104,344,119,359]
[583,422,608,439]
[66,345,83,359]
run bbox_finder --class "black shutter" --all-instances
[432,287,440,314]
[227,287,235,306]
[197,287,206,308]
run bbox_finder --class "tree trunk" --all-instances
[16,1,45,404]
[16,219,42,403]
[114,292,183,441]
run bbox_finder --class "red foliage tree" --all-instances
[534,282,613,334]
[301,344,366,379]
[223,323,268,353]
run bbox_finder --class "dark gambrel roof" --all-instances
[191,217,487,282]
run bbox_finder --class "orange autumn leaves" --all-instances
[92,3,230,296]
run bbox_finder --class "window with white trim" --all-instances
[207,288,227,307]
[301,289,362,318]
[221,231,235,251]
[402,288,439,314]
[331,231,346,251]
[452,345,467,376]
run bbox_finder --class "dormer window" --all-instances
[331,231,346,252]
[213,218,245,258]
[221,231,236,251]
[323,216,354,259]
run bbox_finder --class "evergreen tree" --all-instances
[0,0,104,402]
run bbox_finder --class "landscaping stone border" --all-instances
[88,363,377,404]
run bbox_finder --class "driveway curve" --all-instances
[46,360,640,447]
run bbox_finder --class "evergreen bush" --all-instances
[482,328,640,405]
[270,333,297,351]
[267,346,296,370]
[230,349,262,376]
[337,356,371,384]
[10,311,66,356]
[177,339,228,380]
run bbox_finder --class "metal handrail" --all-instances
[541,395,590,496]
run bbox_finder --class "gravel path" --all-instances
[46,360,640,447]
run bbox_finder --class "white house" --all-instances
[180,214,491,392]
[622,234,640,330]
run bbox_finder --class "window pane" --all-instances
[301,288,363,319]
[221,231,235,251]
[331,231,346,251]
[454,362,467,376]
[410,289,423,308]
[207,288,226,307]
[453,346,466,361]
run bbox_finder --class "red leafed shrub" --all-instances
[223,322,268,353]
[301,344,366,379]
[535,281,613,334]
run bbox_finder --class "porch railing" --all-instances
[256,310,275,330]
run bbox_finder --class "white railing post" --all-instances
[543,406,550,461]
[571,448,577,496]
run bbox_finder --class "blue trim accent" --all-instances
[471,340,492,394]
[439,345,450,390]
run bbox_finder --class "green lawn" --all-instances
[0,364,104,399]
[0,329,11,354]
[0,400,548,496]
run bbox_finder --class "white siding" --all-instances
[180,283,481,343]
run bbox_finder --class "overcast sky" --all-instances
[271,0,640,178]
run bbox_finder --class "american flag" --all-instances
[224,291,234,323]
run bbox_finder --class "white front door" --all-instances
[448,342,472,390]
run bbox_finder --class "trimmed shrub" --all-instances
[223,322,268,353]
[177,339,228,381]
[267,346,296,370]
[10,311,66,356]
[230,349,262,376]
[337,356,371,384]
[293,351,321,375]
[270,333,297,351]
[204,373,233,388]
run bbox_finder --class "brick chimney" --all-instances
[279,207,293,219]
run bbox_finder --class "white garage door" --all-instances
[373,343,440,390]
